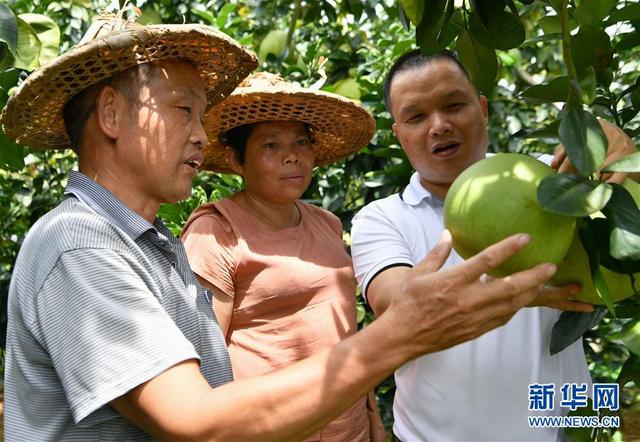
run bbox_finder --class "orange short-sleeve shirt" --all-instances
[181,198,369,441]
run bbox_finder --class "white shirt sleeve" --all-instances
[351,197,415,300]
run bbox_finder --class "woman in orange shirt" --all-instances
[181,73,383,441]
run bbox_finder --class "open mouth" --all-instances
[433,142,461,155]
[184,159,202,169]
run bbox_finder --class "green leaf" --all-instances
[416,5,462,54]
[593,266,615,314]
[216,3,236,29]
[468,9,525,50]
[521,71,595,104]
[632,75,640,112]
[456,29,497,94]
[570,25,613,74]
[471,0,507,31]
[538,15,562,34]
[18,14,60,65]
[398,2,410,31]
[400,0,424,26]
[0,3,18,54]
[607,3,640,24]
[574,0,616,26]
[511,120,560,140]
[558,107,607,176]
[602,152,640,173]
[602,184,640,260]
[0,68,19,92]
[13,17,41,71]
[550,307,607,355]
[522,76,569,103]
[0,127,25,170]
[537,174,612,216]
[589,218,640,274]
[619,320,640,356]
[571,206,617,313]
[578,67,596,105]
[615,31,640,51]
[0,45,15,71]
[616,353,640,386]
[191,9,215,25]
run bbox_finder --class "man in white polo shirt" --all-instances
[351,49,636,441]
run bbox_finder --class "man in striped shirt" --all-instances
[2,17,568,441]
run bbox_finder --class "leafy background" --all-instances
[1,0,640,439]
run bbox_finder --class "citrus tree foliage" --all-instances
[1,0,640,437]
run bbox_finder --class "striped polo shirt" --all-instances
[4,171,233,441]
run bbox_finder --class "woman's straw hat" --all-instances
[202,72,376,173]
[0,12,258,149]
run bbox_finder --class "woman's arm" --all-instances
[197,275,234,339]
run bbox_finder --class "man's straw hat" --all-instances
[202,72,376,173]
[0,12,258,149]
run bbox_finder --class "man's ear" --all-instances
[95,85,125,140]
[392,121,399,138]
[479,95,489,122]
[226,148,244,175]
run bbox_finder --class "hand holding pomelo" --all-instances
[444,153,577,277]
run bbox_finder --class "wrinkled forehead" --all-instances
[142,60,207,103]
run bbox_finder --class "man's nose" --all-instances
[191,119,208,149]
[429,112,452,137]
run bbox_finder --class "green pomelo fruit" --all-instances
[552,233,638,304]
[444,153,576,277]
[333,78,361,100]
[258,30,287,61]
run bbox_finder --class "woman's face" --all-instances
[236,120,315,204]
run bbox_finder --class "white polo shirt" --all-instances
[351,168,591,442]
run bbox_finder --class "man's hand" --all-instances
[552,119,638,183]
[482,274,593,312]
[525,283,594,312]
[379,231,567,357]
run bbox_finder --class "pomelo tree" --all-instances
[1,0,640,438]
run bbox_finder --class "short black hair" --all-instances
[221,121,316,165]
[383,49,472,116]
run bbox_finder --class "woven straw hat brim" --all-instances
[0,24,258,149]
[202,87,375,173]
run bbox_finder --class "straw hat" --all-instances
[202,72,376,173]
[0,12,258,149]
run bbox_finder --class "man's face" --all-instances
[118,60,208,208]
[390,58,489,199]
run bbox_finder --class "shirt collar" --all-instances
[64,171,157,240]
[401,171,444,207]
